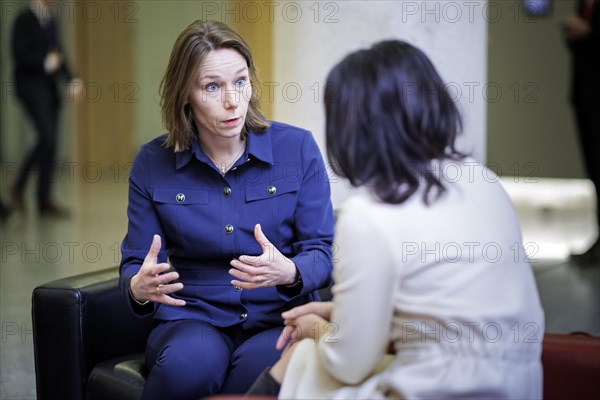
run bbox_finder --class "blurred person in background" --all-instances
[10,0,82,217]
[563,0,600,265]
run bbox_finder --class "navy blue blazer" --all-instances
[120,121,335,330]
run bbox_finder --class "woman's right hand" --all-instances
[129,234,186,306]
[281,301,334,323]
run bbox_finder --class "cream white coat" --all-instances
[279,159,544,399]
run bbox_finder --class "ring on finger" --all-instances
[156,285,162,295]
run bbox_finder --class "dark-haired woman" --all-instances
[118,20,334,399]
[248,40,544,399]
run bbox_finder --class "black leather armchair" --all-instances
[32,267,151,400]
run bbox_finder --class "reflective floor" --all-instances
[0,175,598,399]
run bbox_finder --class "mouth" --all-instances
[223,117,241,127]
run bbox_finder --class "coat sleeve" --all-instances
[119,145,168,316]
[317,204,397,384]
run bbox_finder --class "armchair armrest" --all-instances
[542,332,600,400]
[32,266,153,400]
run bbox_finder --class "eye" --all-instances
[235,77,246,87]
[205,83,219,93]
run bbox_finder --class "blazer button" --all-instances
[267,186,276,195]
[225,224,234,234]
[223,187,232,196]
[176,193,185,203]
[234,286,242,291]
[239,312,248,319]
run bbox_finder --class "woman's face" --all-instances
[188,48,252,142]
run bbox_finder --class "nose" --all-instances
[223,87,240,109]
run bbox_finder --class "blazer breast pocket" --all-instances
[152,188,213,251]
[244,179,300,244]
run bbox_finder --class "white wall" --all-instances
[270,0,488,206]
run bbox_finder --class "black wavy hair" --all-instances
[325,40,466,205]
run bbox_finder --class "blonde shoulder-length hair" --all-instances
[160,20,269,152]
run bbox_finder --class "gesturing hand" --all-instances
[229,224,297,290]
[129,235,185,306]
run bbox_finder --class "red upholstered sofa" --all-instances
[32,267,600,399]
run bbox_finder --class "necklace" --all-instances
[208,140,246,176]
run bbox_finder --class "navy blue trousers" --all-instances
[142,320,283,400]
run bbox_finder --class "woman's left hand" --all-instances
[229,224,297,289]
[276,313,331,351]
